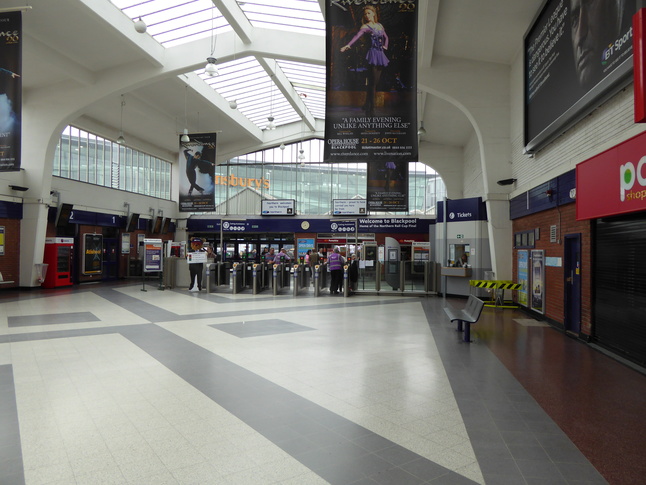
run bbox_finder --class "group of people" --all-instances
[253,245,361,295]
[187,240,359,295]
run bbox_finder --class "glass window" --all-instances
[53,125,172,201]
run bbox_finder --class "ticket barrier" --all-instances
[218,261,231,287]
[262,262,273,289]
[232,262,248,294]
[252,263,265,294]
[206,263,217,293]
[243,262,254,289]
[272,263,291,295]
[292,264,301,297]
[206,261,231,293]
[343,265,349,297]
[313,263,329,297]
[301,265,312,288]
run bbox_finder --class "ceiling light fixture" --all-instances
[134,17,147,34]
[117,94,126,145]
[181,85,190,143]
[266,74,276,130]
[205,6,219,76]
[417,120,427,136]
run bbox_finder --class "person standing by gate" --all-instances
[187,237,206,291]
[327,247,345,294]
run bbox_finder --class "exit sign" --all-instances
[457,234,464,239]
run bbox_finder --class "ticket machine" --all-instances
[43,237,74,288]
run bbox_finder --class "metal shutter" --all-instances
[593,214,646,366]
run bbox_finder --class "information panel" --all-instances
[333,199,367,216]
[143,238,163,273]
[261,199,295,216]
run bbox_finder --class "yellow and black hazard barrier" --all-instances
[469,280,521,308]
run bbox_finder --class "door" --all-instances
[564,234,581,335]
[102,238,119,280]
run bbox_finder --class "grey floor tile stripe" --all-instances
[420,299,607,485]
[0,365,25,485]
[119,324,478,485]
[92,288,180,322]
[8,312,100,327]
[90,287,408,324]
[0,326,132,344]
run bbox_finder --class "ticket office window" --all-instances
[449,244,470,267]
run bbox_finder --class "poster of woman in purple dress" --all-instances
[325,1,418,164]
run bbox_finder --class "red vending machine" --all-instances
[43,237,74,288]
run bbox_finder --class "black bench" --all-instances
[444,295,485,342]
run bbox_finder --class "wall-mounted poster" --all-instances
[524,0,634,152]
[121,233,130,254]
[517,250,529,307]
[531,249,545,314]
[83,233,103,275]
[324,1,418,163]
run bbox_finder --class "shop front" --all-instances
[577,131,646,366]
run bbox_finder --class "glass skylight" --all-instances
[237,0,325,36]
[113,0,326,131]
[112,0,230,47]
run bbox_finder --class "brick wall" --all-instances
[513,203,593,335]
[0,218,20,288]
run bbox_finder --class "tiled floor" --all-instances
[0,282,643,484]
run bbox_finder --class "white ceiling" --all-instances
[11,0,545,160]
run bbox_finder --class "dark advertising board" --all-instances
[524,0,634,152]
[367,160,408,211]
[83,233,103,275]
[0,11,22,171]
[179,133,216,212]
[324,0,418,163]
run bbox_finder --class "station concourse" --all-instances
[1,1,645,484]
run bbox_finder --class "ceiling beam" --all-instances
[213,0,254,44]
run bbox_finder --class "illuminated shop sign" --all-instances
[577,130,646,220]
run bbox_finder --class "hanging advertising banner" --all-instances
[517,250,529,307]
[83,234,103,275]
[179,133,216,212]
[0,12,22,171]
[324,1,418,163]
[367,160,408,211]
[530,249,545,314]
